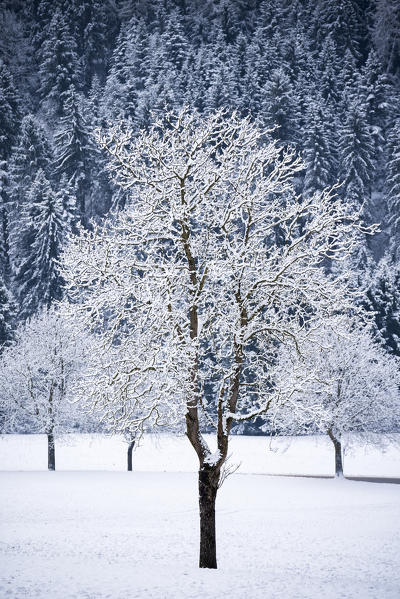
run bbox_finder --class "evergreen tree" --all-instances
[0,60,21,279]
[339,100,375,210]
[371,0,400,75]
[364,256,400,356]
[8,114,53,210]
[261,68,297,145]
[303,99,337,196]
[38,10,81,118]
[386,119,400,256]
[53,85,92,223]
[0,275,16,350]
[12,170,66,319]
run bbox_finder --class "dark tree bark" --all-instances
[328,429,343,477]
[47,431,55,471]
[127,438,135,471]
[198,468,219,569]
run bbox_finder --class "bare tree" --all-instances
[0,308,87,470]
[61,108,372,568]
[273,317,400,477]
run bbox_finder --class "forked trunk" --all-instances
[47,432,55,471]
[328,430,343,477]
[127,439,135,471]
[198,468,219,569]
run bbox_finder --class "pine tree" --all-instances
[364,256,400,356]
[371,0,400,75]
[38,10,81,118]
[339,100,375,210]
[8,114,53,210]
[12,170,66,319]
[303,99,337,196]
[0,60,21,279]
[53,85,92,223]
[0,275,16,350]
[261,68,297,145]
[386,119,400,256]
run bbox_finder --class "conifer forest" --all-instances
[1,0,400,439]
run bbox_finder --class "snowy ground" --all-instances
[1,435,400,598]
[1,432,400,477]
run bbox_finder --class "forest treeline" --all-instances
[0,0,400,357]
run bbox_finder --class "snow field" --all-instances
[1,471,399,599]
[1,433,400,478]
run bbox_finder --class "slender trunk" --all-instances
[127,439,135,471]
[328,430,343,477]
[198,468,219,569]
[47,432,55,471]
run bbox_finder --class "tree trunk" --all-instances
[127,439,135,471]
[198,468,219,569]
[47,432,55,471]
[328,430,343,477]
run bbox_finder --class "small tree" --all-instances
[273,318,400,476]
[62,109,372,568]
[0,308,87,470]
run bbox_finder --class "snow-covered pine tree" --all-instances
[371,0,400,76]
[38,10,81,118]
[339,99,375,213]
[0,60,21,279]
[364,256,400,356]
[303,98,337,196]
[386,119,400,257]
[53,85,92,224]
[12,169,66,319]
[0,274,16,350]
[8,114,53,211]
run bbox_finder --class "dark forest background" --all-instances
[1,0,400,361]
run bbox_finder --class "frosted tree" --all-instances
[363,256,400,356]
[8,114,53,211]
[339,100,375,212]
[386,119,400,256]
[303,98,337,196]
[0,308,88,469]
[54,85,92,223]
[0,60,21,279]
[12,169,66,319]
[273,318,400,476]
[371,0,400,75]
[0,275,16,350]
[62,109,372,569]
[38,10,81,118]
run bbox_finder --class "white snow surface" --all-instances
[1,434,400,598]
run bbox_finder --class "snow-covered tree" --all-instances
[12,169,66,319]
[62,109,373,568]
[363,256,400,356]
[38,10,81,118]
[8,114,53,210]
[0,274,16,350]
[0,308,88,469]
[273,318,400,476]
[53,85,92,223]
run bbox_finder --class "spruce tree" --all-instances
[386,119,400,257]
[303,99,337,196]
[339,100,375,210]
[364,256,400,356]
[12,170,66,319]
[0,60,21,279]
[0,274,16,350]
[38,10,81,118]
[8,114,53,210]
[53,85,91,223]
